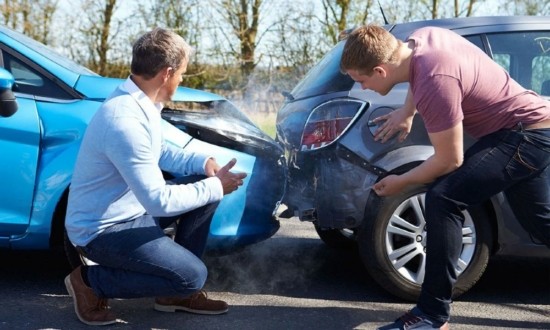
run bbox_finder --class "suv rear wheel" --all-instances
[358,186,492,301]
[314,224,357,249]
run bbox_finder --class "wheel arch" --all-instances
[362,145,432,221]
[50,188,69,248]
[33,138,79,249]
[479,198,500,255]
[373,145,433,174]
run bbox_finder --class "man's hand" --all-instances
[373,123,464,197]
[205,158,221,177]
[373,87,416,143]
[215,158,247,195]
[373,107,414,143]
[373,174,408,197]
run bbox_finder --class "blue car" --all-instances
[0,26,286,264]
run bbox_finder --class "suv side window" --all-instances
[532,43,550,96]
[2,49,73,99]
[464,35,484,51]
[485,31,550,95]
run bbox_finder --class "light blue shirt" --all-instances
[66,78,223,246]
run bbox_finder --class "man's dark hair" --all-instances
[131,28,193,79]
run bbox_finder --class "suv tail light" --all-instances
[300,99,366,151]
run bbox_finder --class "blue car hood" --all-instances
[74,75,225,102]
[74,74,282,157]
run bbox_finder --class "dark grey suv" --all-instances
[276,16,550,301]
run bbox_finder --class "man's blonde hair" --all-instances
[340,24,400,75]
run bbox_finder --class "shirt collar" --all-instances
[120,76,164,113]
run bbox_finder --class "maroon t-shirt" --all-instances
[408,27,550,139]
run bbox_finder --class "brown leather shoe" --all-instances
[155,290,228,315]
[64,266,117,326]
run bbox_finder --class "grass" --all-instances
[246,111,277,138]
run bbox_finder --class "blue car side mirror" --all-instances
[0,68,17,117]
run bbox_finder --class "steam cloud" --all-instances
[204,225,326,295]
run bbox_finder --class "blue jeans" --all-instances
[79,175,219,299]
[418,127,550,323]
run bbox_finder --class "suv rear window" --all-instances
[290,42,354,100]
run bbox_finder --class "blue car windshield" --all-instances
[0,27,97,76]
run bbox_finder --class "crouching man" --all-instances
[64,27,246,326]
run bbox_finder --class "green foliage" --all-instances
[86,60,129,79]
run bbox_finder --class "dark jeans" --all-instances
[418,127,550,323]
[80,175,219,299]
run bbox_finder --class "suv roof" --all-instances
[388,15,550,39]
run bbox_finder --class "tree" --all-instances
[82,0,119,76]
[135,0,206,88]
[420,0,479,19]
[211,0,272,83]
[319,0,375,45]
[135,0,201,45]
[0,0,59,45]
[321,0,352,45]
[59,0,127,76]
[499,0,550,15]
[431,0,439,18]
[263,1,324,93]
[453,0,477,17]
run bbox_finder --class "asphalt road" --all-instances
[0,217,548,330]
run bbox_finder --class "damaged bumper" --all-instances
[282,145,380,230]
